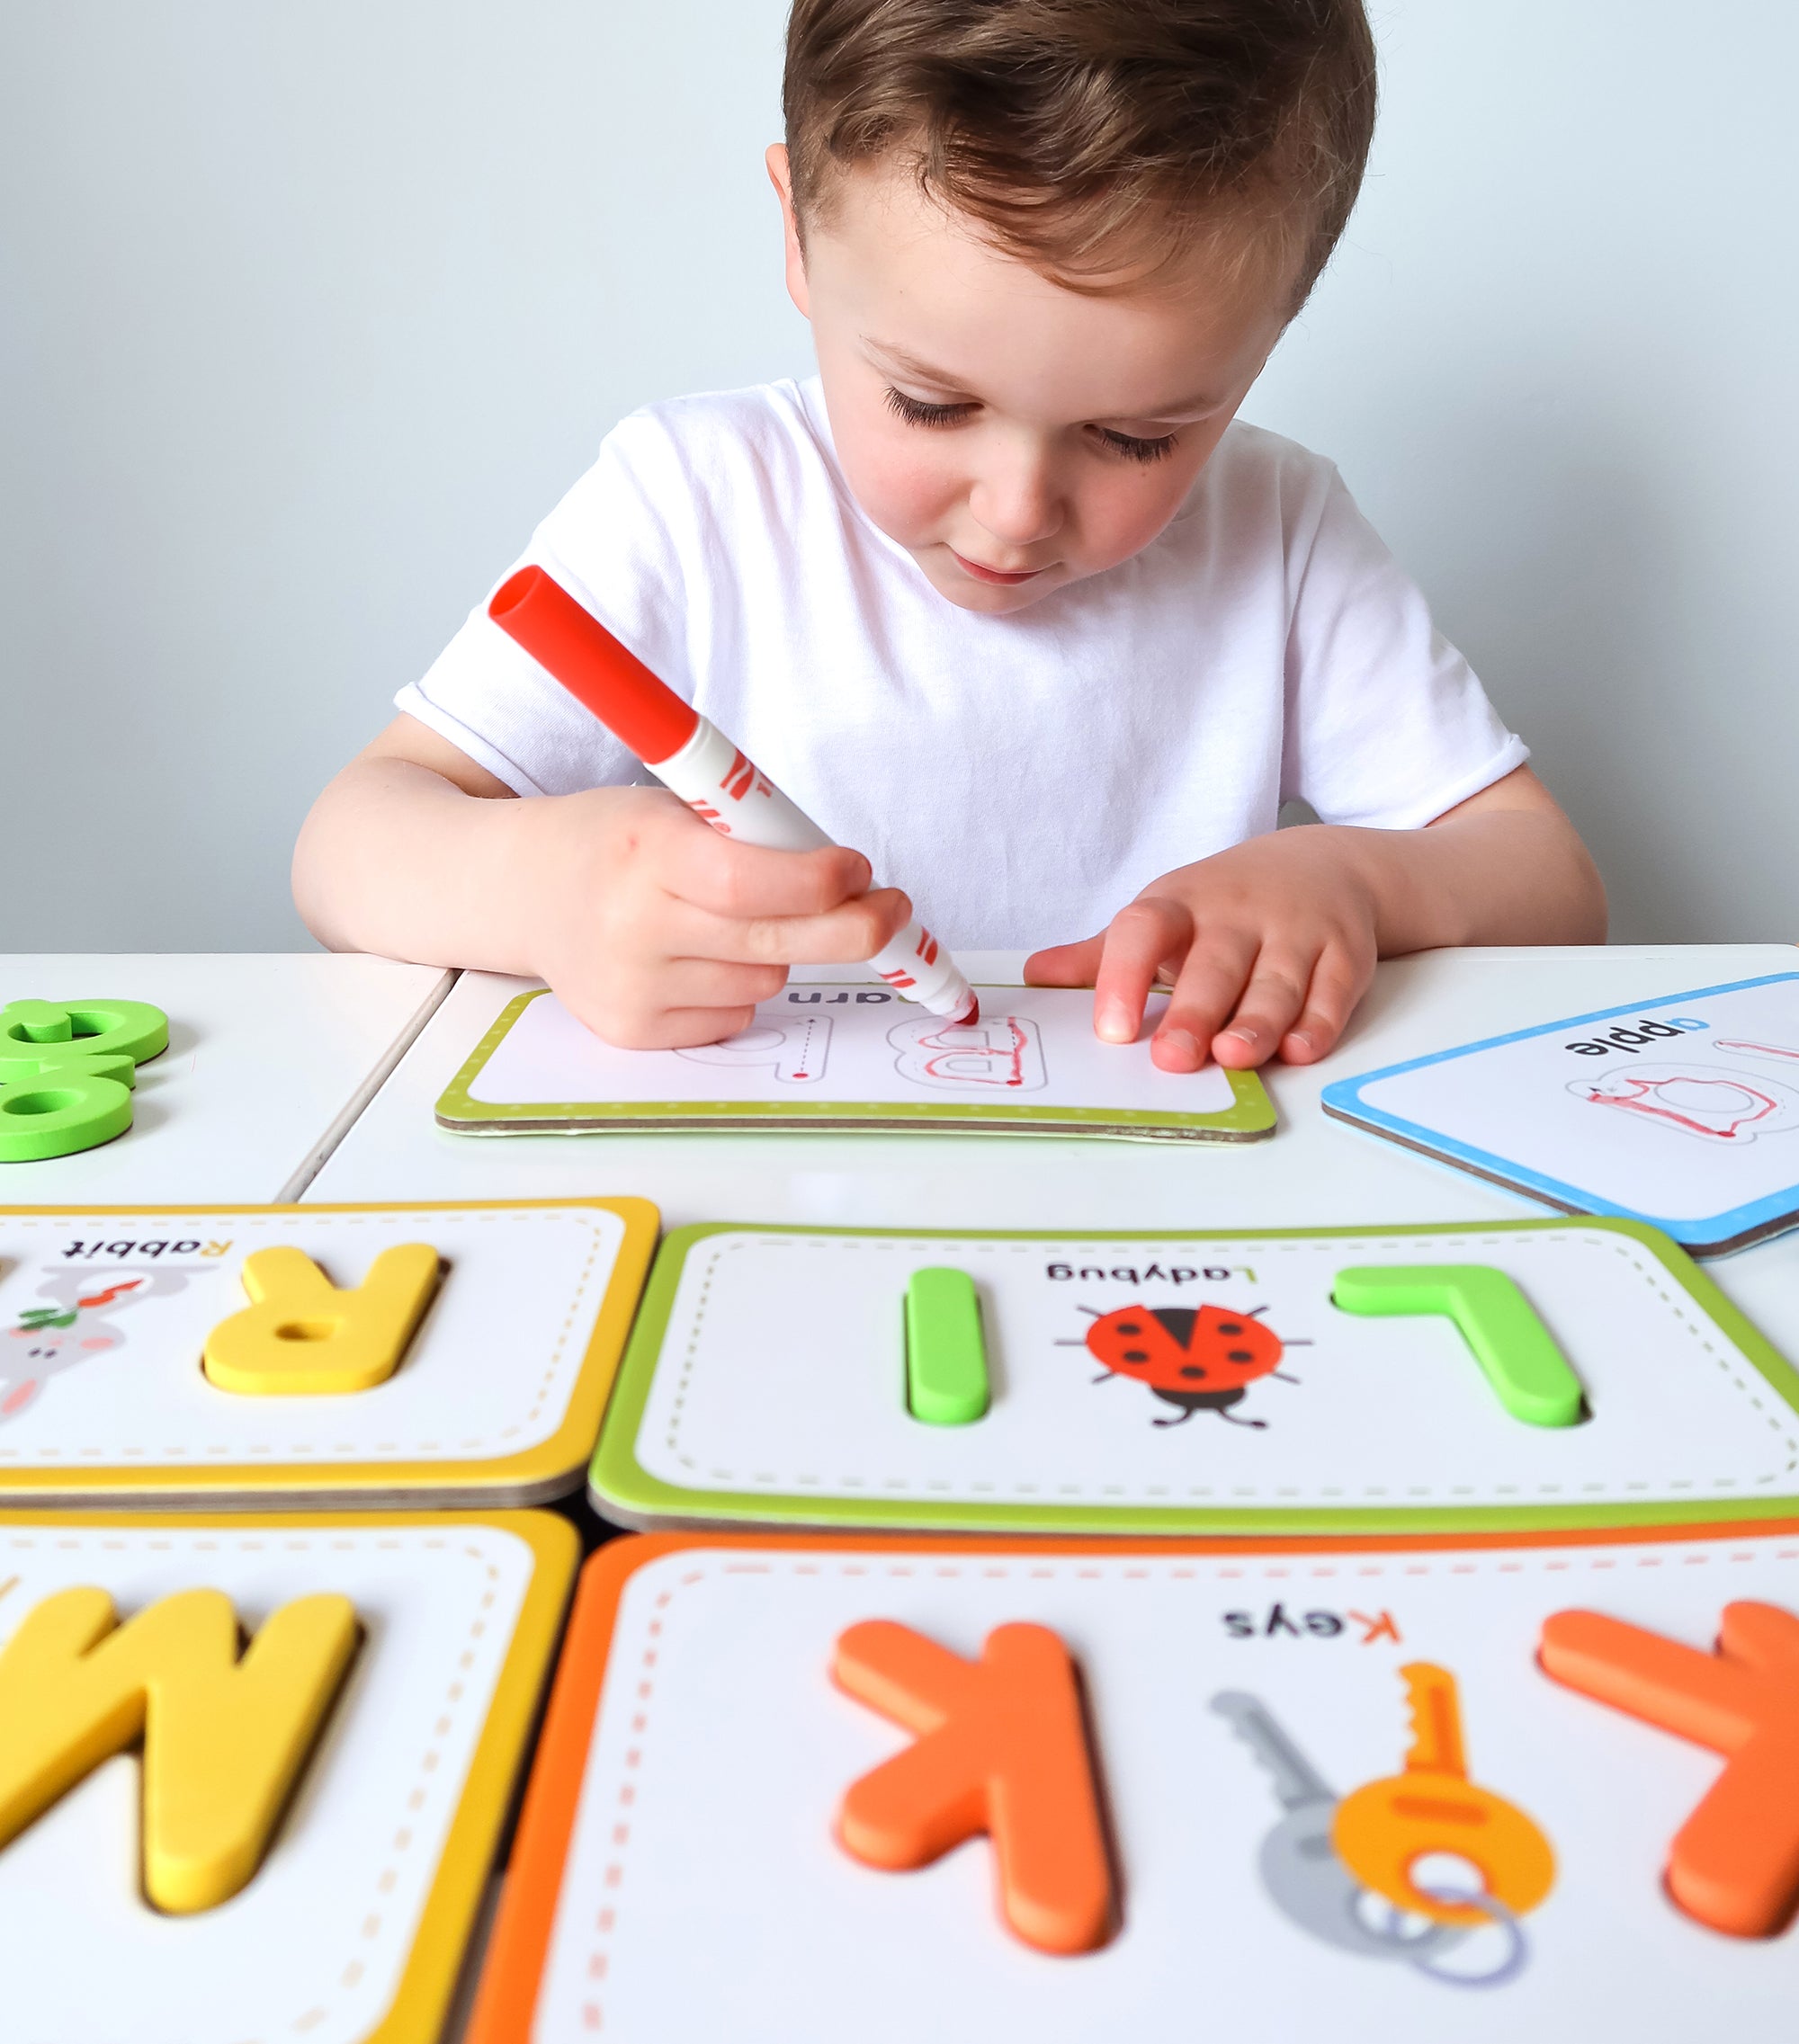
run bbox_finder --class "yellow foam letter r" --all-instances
[202,1243,441,1396]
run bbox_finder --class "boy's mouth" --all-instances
[949,548,1046,586]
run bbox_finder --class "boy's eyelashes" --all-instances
[882,385,977,429]
[1092,426,1180,464]
[882,386,1179,465]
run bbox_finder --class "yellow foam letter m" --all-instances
[0,1586,358,1912]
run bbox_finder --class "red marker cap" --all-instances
[488,566,698,765]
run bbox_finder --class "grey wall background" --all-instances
[3,1,1794,951]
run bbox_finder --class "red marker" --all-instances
[488,566,979,1023]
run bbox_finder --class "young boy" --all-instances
[295,0,1604,1074]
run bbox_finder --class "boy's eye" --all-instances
[884,386,978,429]
[1093,426,1179,464]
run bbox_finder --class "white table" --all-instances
[0,954,453,1203]
[303,940,1799,1352]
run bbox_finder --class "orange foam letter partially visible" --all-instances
[1539,1600,1799,1937]
[831,1620,1115,1955]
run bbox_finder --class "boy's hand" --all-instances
[518,784,911,1049]
[1024,829,1379,1073]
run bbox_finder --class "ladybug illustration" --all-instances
[1072,1303,1304,1428]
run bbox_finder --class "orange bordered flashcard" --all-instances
[474,1525,1799,2044]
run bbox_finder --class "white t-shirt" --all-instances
[398,378,1526,951]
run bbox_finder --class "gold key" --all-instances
[1330,1663,1555,1927]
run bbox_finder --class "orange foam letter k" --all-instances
[831,1620,1116,1955]
[1539,1600,1799,1936]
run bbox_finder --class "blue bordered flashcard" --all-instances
[1322,973,1799,1256]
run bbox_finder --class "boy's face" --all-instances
[770,147,1294,615]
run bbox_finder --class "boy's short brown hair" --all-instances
[783,0,1376,304]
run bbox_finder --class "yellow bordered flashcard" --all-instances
[474,1524,1799,2044]
[0,1201,657,1505]
[0,1507,577,2044]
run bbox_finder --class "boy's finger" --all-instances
[1091,897,1195,1043]
[662,823,875,921]
[1023,935,1106,986]
[1277,949,1371,1063]
[1210,954,1312,1069]
[1147,929,1260,1070]
[658,960,792,1010]
[680,887,914,968]
[574,1003,760,1052]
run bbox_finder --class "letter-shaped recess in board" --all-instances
[0,1585,358,1912]
[1331,1265,1585,1428]
[1539,1600,1799,1937]
[0,998,169,1163]
[831,1619,1115,1955]
[904,1268,989,1425]
[201,1244,442,1395]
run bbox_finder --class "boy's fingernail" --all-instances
[1159,1029,1200,1063]
[1096,1003,1135,1041]
[1287,1028,1316,1053]
[1220,1025,1259,1047]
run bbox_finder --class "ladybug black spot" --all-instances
[1227,1349,1255,1363]
[1216,1322,1243,1335]
[1114,1321,1142,1336]
[1178,1365,1205,1380]
[1122,1349,1150,1364]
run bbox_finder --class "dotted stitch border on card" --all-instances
[0,1525,515,2044]
[0,1209,617,1465]
[656,1229,1799,1501]
[567,1539,1799,2031]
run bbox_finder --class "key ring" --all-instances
[1379,1881,1529,1989]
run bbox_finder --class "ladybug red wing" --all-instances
[1084,1304,1286,1428]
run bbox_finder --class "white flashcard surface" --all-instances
[1323,972,1799,1253]
[532,1531,1799,2042]
[0,1518,541,2044]
[436,986,1274,1141]
[0,1203,638,1500]
[595,1221,1799,1533]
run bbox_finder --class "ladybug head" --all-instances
[1083,1304,1284,1427]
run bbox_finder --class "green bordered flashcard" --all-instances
[589,1219,1799,1537]
[470,1525,1799,2043]
[435,986,1275,1141]
[0,1200,656,1507]
[0,1507,576,2044]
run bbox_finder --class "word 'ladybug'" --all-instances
[1075,1303,1304,1427]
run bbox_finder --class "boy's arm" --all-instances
[1025,764,1605,1072]
[293,714,908,1047]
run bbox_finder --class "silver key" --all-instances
[1210,1690,1463,1964]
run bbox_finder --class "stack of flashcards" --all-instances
[0,1193,651,2044]
[0,1200,656,1505]
[0,1509,576,2044]
[1324,973,1799,1254]
[588,1218,1799,1537]
[471,1525,1799,2041]
[436,985,1275,1141]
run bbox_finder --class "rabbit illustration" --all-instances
[1,1265,205,1421]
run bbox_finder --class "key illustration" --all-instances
[1211,1691,1462,1963]
[1331,1663,1555,1929]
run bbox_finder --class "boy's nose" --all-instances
[968,457,1064,551]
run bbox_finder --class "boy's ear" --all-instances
[765,143,810,319]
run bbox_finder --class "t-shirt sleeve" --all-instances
[1281,469,1527,827]
[393,411,703,797]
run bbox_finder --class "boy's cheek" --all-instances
[832,424,964,550]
